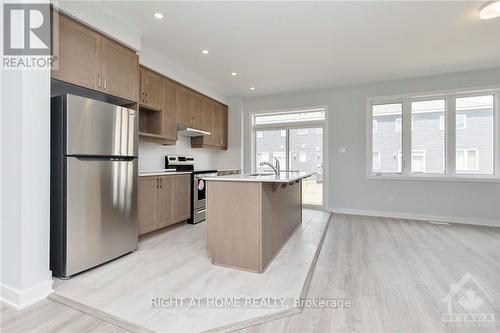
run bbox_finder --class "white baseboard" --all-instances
[1,279,53,310]
[327,207,500,228]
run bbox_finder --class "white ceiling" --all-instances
[96,1,500,97]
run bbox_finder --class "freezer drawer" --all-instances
[65,94,138,157]
[65,157,138,276]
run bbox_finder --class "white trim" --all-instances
[1,279,53,310]
[327,207,500,228]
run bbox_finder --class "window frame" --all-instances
[366,87,500,182]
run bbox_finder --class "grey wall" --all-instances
[243,68,500,225]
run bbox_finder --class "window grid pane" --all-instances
[372,103,403,173]
[455,95,494,175]
[411,99,446,174]
[254,110,325,125]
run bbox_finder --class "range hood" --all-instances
[177,123,211,137]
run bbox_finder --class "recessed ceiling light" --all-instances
[231,72,238,76]
[154,12,164,20]
[250,87,256,91]
[201,49,209,55]
[480,0,500,19]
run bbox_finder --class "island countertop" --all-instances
[202,171,316,183]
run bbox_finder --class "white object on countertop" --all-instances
[202,171,317,183]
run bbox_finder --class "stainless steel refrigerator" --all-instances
[50,94,138,278]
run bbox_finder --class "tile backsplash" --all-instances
[138,136,225,171]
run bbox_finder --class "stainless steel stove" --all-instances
[165,156,217,224]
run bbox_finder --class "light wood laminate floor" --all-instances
[49,209,330,333]
[240,214,500,333]
[2,213,499,333]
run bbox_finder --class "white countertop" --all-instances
[139,169,192,177]
[202,171,316,183]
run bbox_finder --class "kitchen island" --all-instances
[203,172,315,273]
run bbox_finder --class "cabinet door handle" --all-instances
[160,178,163,188]
[103,77,107,90]
[156,178,159,189]
[97,74,101,88]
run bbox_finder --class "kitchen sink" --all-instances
[248,173,275,177]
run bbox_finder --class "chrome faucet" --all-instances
[259,157,280,176]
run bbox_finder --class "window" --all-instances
[411,151,426,173]
[256,131,263,138]
[255,130,285,172]
[395,118,402,132]
[439,115,445,130]
[372,151,381,170]
[456,149,478,172]
[280,130,286,137]
[299,152,307,162]
[298,128,308,135]
[456,95,493,174]
[316,128,323,135]
[411,99,445,174]
[368,89,498,178]
[256,152,269,165]
[372,103,403,173]
[456,114,467,129]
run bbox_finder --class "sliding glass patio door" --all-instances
[289,128,323,206]
[254,126,323,206]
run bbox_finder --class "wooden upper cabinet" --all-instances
[51,12,139,102]
[191,100,228,150]
[176,86,191,126]
[173,174,191,223]
[220,105,228,148]
[200,98,213,133]
[162,78,178,141]
[189,93,202,129]
[101,37,138,101]
[139,66,162,110]
[212,105,222,146]
[52,13,101,90]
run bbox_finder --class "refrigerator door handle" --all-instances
[71,155,136,162]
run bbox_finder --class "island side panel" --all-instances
[260,180,302,272]
[206,181,262,273]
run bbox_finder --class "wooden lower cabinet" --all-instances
[138,174,191,236]
[138,176,158,235]
[157,176,173,228]
[173,174,191,222]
